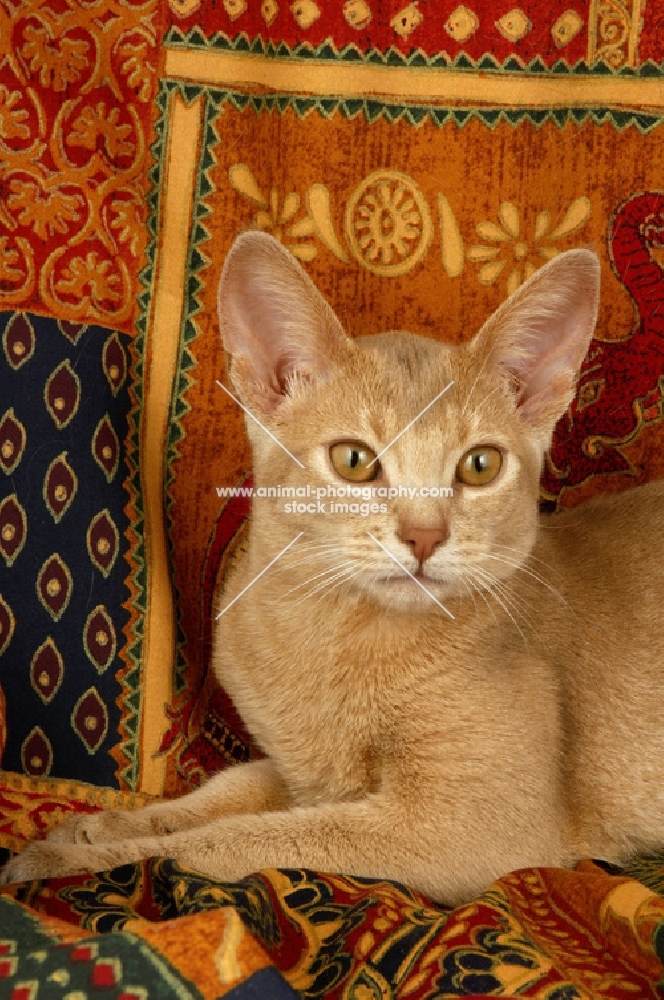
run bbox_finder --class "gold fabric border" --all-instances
[164,48,664,111]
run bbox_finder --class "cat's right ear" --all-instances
[218,232,350,415]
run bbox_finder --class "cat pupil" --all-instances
[350,451,360,468]
[474,454,485,473]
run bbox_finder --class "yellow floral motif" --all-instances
[0,87,30,142]
[20,23,90,92]
[467,197,592,295]
[8,181,83,240]
[229,164,318,262]
[55,253,122,306]
[67,104,135,161]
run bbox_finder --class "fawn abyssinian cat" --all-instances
[4,232,664,904]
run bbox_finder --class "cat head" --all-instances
[218,232,600,614]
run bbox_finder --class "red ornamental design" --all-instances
[84,605,116,673]
[0,494,27,567]
[30,638,64,704]
[542,191,664,500]
[2,313,35,370]
[21,726,53,777]
[0,596,15,657]
[87,509,119,577]
[43,452,77,522]
[45,360,80,429]
[72,687,108,753]
[102,332,127,396]
[92,415,119,481]
[58,320,87,344]
[36,553,72,621]
[0,408,27,475]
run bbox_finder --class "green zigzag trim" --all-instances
[164,27,664,79]
[162,81,217,702]
[160,81,663,134]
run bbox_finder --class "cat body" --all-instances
[2,232,662,905]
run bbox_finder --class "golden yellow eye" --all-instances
[329,441,380,482]
[456,447,502,486]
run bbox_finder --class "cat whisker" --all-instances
[457,573,482,616]
[306,564,370,607]
[483,553,570,609]
[469,566,531,647]
[477,564,539,622]
[289,561,370,608]
[278,560,354,599]
[490,542,563,578]
[459,570,499,624]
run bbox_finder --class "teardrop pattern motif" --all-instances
[43,452,78,523]
[36,553,72,621]
[102,333,127,396]
[3,314,35,370]
[72,687,108,754]
[1,313,134,789]
[0,494,27,567]
[30,638,64,705]
[58,320,87,344]
[87,509,119,577]
[92,415,119,482]
[0,408,27,475]
[45,360,81,429]
[84,605,116,673]
[0,596,15,657]
[21,726,53,777]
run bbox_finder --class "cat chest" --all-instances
[254,669,388,803]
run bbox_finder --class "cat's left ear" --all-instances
[474,248,600,440]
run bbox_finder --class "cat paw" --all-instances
[47,808,179,844]
[0,841,118,883]
[47,810,119,844]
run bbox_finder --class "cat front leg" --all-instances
[45,759,290,845]
[1,796,408,887]
[2,794,518,903]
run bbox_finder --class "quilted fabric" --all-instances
[2,0,664,995]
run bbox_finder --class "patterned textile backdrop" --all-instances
[3,0,664,997]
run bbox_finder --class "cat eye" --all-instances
[456,447,502,487]
[329,442,380,482]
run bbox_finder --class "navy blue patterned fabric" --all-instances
[0,312,132,787]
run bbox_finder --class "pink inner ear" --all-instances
[217,233,348,412]
[480,249,601,429]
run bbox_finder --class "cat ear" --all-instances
[218,231,350,414]
[474,248,600,439]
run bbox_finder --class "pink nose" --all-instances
[398,525,448,565]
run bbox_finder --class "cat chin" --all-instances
[364,575,460,612]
